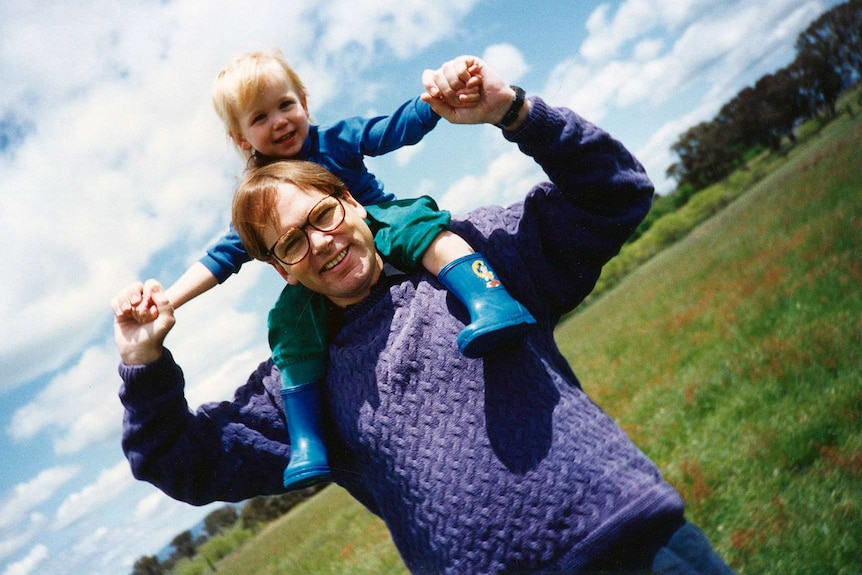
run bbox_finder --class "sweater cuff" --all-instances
[502,97,566,146]
[118,349,185,402]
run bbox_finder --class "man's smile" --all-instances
[322,248,348,272]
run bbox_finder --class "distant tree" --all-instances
[130,555,163,575]
[666,0,861,196]
[718,86,768,150]
[240,485,326,531]
[795,0,862,89]
[171,530,196,560]
[666,119,738,190]
[754,68,806,147]
[791,52,844,117]
[204,505,239,537]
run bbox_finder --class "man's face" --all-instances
[263,184,382,308]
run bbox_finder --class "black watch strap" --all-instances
[496,85,526,128]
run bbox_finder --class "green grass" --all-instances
[185,106,862,575]
[556,109,862,573]
[214,485,408,575]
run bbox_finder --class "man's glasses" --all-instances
[268,194,346,265]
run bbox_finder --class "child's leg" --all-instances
[365,196,536,358]
[268,283,331,490]
[419,230,473,275]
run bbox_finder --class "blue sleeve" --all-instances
[199,224,253,283]
[119,352,290,504]
[315,97,440,205]
[354,96,441,157]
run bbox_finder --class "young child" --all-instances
[143,50,535,490]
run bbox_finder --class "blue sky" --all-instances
[0,1,844,573]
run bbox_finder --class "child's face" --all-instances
[234,63,310,159]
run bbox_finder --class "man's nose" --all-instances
[307,229,333,253]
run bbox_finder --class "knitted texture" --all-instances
[325,237,682,574]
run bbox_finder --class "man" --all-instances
[114,56,734,574]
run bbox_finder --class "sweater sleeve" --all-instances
[198,224,253,283]
[452,97,654,324]
[119,351,290,505]
[511,97,654,321]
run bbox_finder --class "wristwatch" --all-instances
[496,85,526,129]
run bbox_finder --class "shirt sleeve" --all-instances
[325,96,441,161]
[119,351,290,504]
[356,96,441,157]
[198,224,253,283]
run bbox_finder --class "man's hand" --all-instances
[421,56,521,126]
[112,280,176,365]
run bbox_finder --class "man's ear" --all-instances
[269,260,298,285]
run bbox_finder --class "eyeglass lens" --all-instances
[273,195,344,264]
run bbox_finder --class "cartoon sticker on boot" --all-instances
[471,259,501,288]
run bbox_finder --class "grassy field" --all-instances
[556,110,862,573]
[201,108,861,574]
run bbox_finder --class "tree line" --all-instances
[666,0,861,195]
[130,485,324,575]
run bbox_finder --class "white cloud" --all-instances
[8,342,123,453]
[53,461,134,530]
[580,0,730,62]
[1,544,48,575]
[134,492,169,521]
[0,513,45,565]
[393,141,425,167]
[71,527,109,558]
[0,467,80,531]
[482,44,530,85]
[316,0,481,58]
[439,148,544,216]
[581,0,658,62]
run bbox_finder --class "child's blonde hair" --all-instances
[212,49,308,161]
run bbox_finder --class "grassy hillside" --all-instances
[199,109,861,575]
[556,108,862,573]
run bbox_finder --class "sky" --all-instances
[0,0,845,573]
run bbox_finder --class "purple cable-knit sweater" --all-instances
[119,98,684,574]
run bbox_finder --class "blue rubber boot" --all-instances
[280,381,331,490]
[268,284,332,490]
[438,253,536,358]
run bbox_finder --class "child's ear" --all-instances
[231,132,252,151]
[269,260,298,285]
